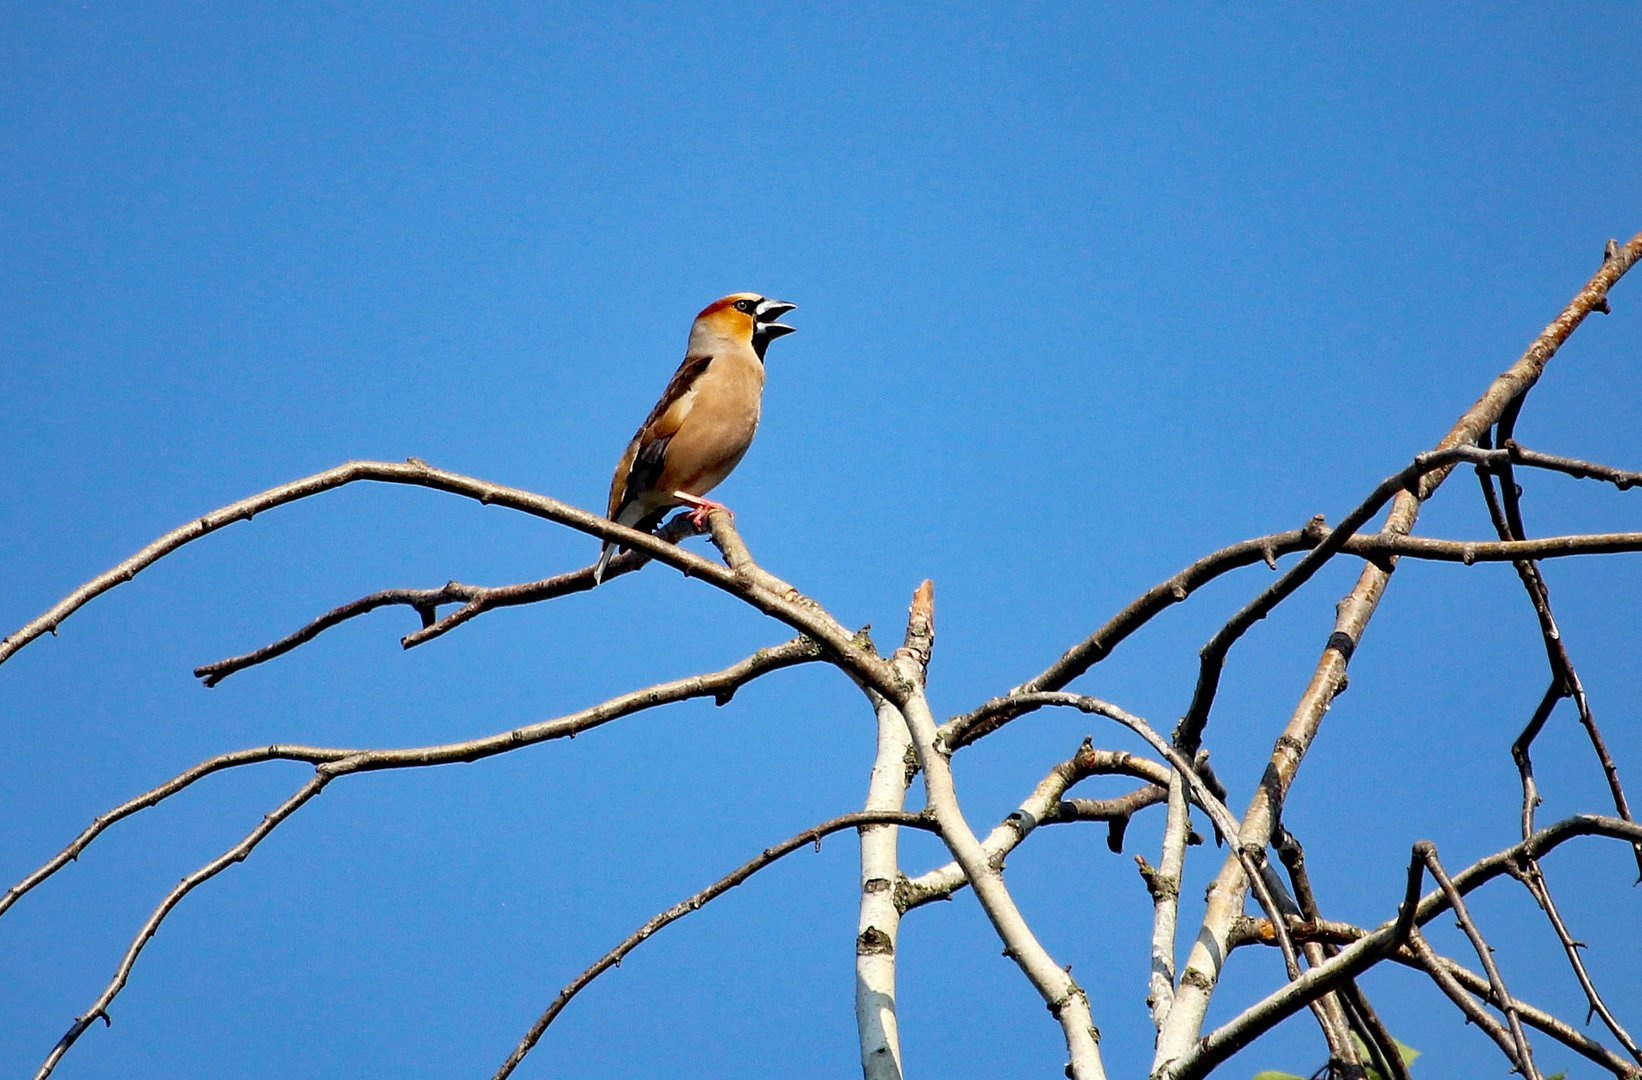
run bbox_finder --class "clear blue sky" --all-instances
[4,6,1640,1078]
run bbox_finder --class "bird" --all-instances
[593,292,797,583]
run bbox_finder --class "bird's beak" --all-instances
[754,298,797,339]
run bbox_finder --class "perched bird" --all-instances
[593,292,797,583]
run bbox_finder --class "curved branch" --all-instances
[1157,231,1642,1073]
[4,637,820,920]
[898,741,1174,910]
[1164,814,1642,1080]
[1175,444,1503,755]
[0,461,888,689]
[493,809,938,1080]
[196,515,702,685]
[944,522,1332,746]
[1233,917,1642,1078]
[942,522,1642,750]
[36,773,331,1080]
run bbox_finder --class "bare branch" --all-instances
[977,692,1307,982]
[1274,828,1400,1080]
[956,519,1332,736]
[856,580,933,1080]
[493,809,939,1080]
[1416,841,1541,1079]
[942,521,1642,752]
[1405,929,1527,1072]
[1156,230,1642,1073]
[898,742,1173,911]
[1160,813,1642,1080]
[0,462,886,690]
[1233,916,1642,1078]
[36,773,331,1080]
[1146,769,1192,1031]
[196,515,701,684]
[1477,425,1642,873]
[1508,442,1642,490]
[1517,860,1642,1061]
[1473,427,1642,1053]
[5,637,821,920]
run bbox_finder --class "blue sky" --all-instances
[3,6,1641,1078]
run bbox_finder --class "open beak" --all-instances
[753,298,797,340]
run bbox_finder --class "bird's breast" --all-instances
[666,355,764,496]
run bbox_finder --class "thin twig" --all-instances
[5,638,821,920]
[196,516,701,684]
[1475,431,1642,1056]
[492,809,939,1080]
[1479,423,1642,874]
[941,520,1642,751]
[35,774,332,1080]
[1518,860,1642,1061]
[1416,841,1540,1079]
[1176,444,1508,756]
[1405,929,1525,1071]
[1275,827,1398,1080]
[1232,916,1642,1078]
[1155,230,1642,1075]
[1160,813,1642,1080]
[898,741,1175,911]
[1508,443,1642,490]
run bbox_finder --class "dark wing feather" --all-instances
[607,354,713,521]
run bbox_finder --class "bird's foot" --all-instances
[673,491,732,528]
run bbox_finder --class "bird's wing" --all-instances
[607,354,714,520]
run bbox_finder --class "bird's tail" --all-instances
[592,541,616,585]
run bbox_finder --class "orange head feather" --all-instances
[686,292,796,360]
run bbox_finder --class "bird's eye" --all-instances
[734,299,755,313]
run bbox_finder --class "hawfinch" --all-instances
[593,292,797,583]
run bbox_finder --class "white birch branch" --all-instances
[855,581,931,1080]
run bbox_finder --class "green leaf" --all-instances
[1251,1073,1307,1080]
[1353,1032,1421,1078]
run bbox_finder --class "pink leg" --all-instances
[673,491,732,528]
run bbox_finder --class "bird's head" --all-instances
[689,292,797,361]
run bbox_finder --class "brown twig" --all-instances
[1274,827,1403,1080]
[1473,430,1642,1057]
[492,809,940,1080]
[1162,813,1642,1080]
[1508,443,1642,490]
[1404,929,1526,1072]
[195,516,701,684]
[1156,230,1642,1075]
[1416,841,1540,1079]
[1175,444,1509,756]
[35,774,332,1080]
[949,519,1331,740]
[4,637,821,921]
[1231,916,1642,1078]
[942,517,1642,752]
[0,461,889,692]
[1518,860,1642,1061]
[1477,424,1642,874]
